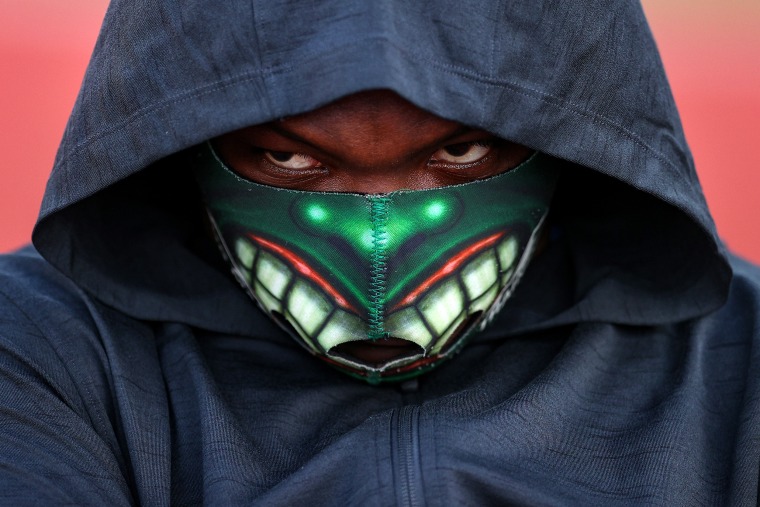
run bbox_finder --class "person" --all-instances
[0,0,758,505]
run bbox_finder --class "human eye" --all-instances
[263,151,323,172]
[428,140,493,167]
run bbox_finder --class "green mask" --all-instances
[194,143,558,384]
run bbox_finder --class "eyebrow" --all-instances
[265,122,481,155]
[266,122,325,151]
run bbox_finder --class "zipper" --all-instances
[390,405,425,507]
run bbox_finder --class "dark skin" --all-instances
[214,89,532,193]
[214,90,533,365]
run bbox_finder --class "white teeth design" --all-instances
[470,284,499,313]
[420,278,464,335]
[256,251,291,299]
[231,231,522,372]
[317,310,366,351]
[501,267,514,285]
[462,250,498,300]
[385,307,434,348]
[286,280,333,337]
[235,238,256,269]
[430,313,467,354]
[254,281,282,313]
[498,236,518,271]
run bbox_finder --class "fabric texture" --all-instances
[0,0,758,505]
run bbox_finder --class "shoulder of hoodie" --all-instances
[0,246,143,503]
[683,250,760,397]
[0,245,169,399]
[697,252,760,434]
[721,252,760,337]
[0,246,119,411]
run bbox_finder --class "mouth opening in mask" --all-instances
[331,338,425,367]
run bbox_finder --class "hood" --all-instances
[32,0,731,336]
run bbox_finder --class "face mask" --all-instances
[194,143,558,383]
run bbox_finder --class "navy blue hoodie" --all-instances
[0,0,758,505]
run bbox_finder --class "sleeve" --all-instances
[0,279,135,506]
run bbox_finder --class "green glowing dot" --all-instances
[306,204,328,222]
[425,200,446,220]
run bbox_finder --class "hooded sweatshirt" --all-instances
[1,0,759,505]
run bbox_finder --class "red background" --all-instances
[1,1,759,262]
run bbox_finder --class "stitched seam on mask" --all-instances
[368,196,390,340]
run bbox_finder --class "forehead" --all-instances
[284,90,451,125]
[275,90,464,146]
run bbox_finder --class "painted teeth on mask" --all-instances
[256,250,291,300]
[234,233,521,370]
[388,234,521,356]
[234,236,369,357]
[234,237,289,313]
[385,307,434,348]
[317,311,366,352]
[420,278,465,336]
[236,237,256,269]
[423,278,468,355]
[233,237,319,352]
[497,236,518,274]
[498,236,518,286]
[234,237,257,285]
[461,250,499,300]
[286,280,333,339]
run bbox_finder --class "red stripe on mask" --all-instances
[394,231,505,309]
[249,234,356,313]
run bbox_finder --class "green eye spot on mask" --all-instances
[194,142,559,383]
